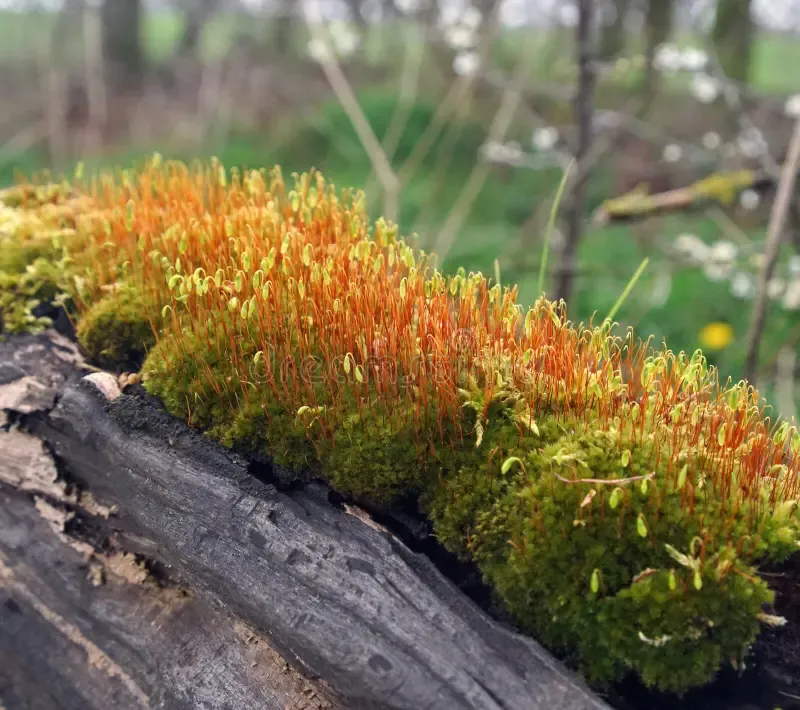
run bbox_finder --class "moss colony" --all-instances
[2,158,800,695]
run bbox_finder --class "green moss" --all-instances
[424,413,562,558]
[4,165,799,698]
[76,285,160,369]
[213,398,321,473]
[326,406,430,503]
[0,266,61,334]
[0,183,71,209]
[143,323,322,471]
[447,423,780,693]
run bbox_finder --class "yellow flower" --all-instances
[698,322,734,351]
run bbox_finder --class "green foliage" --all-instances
[76,286,160,369]
[0,198,74,334]
[436,416,792,693]
[0,257,69,334]
[327,405,430,503]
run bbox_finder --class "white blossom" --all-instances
[704,240,738,281]
[789,255,800,277]
[654,44,682,72]
[680,47,708,72]
[461,5,482,31]
[785,94,800,119]
[739,189,760,211]
[558,4,578,27]
[453,51,480,77]
[721,143,738,160]
[307,38,332,63]
[394,0,421,13]
[662,143,683,163]
[690,74,720,104]
[482,139,506,162]
[768,278,786,300]
[730,271,756,300]
[329,24,360,57]
[737,127,768,159]
[702,131,721,150]
[444,24,476,49]
[709,240,738,265]
[532,126,560,152]
[438,3,461,27]
[783,281,800,310]
[674,233,709,263]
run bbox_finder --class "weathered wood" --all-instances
[1,332,610,710]
[0,485,337,710]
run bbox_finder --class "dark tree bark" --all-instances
[177,0,219,59]
[554,0,597,305]
[711,0,755,83]
[273,0,299,56]
[0,487,340,710]
[100,0,144,89]
[642,0,675,108]
[598,0,634,60]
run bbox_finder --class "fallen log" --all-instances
[0,484,337,710]
[0,331,609,710]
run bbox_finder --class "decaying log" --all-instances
[0,485,337,710]
[0,331,610,710]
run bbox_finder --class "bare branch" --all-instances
[743,119,800,384]
[302,0,400,222]
[554,0,597,304]
[429,25,542,264]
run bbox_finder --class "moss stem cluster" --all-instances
[2,158,800,694]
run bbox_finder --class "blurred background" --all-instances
[1,0,800,419]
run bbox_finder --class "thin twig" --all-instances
[429,30,542,263]
[743,119,800,384]
[363,22,424,199]
[398,1,505,188]
[552,470,656,486]
[554,0,596,304]
[302,0,400,222]
[82,1,107,153]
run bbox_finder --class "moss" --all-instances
[454,422,780,693]
[3,161,800,697]
[76,285,160,369]
[0,197,80,335]
[216,398,320,473]
[326,406,430,503]
[0,183,72,209]
[0,242,73,335]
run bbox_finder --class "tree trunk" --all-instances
[554,0,597,305]
[100,0,144,89]
[711,0,755,83]
[598,0,634,60]
[177,0,218,59]
[273,0,298,56]
[642,0,674,108]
